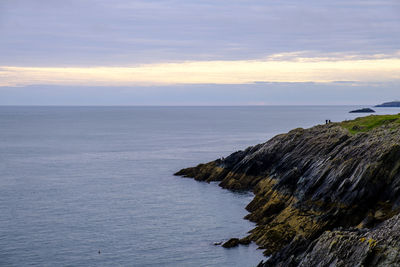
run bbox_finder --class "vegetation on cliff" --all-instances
[175,113,400,266]
[340,114,400,134]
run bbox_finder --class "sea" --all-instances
[1,106,399,267]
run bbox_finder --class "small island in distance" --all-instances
[375,101,400,107]
[349,108,375,113]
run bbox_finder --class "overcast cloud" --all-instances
[1,0,399,66]
[0,0,399,104]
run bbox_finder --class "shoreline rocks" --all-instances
[175,115,400,266]
[222,238,240,248]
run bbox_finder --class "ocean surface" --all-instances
[1,106,399,267]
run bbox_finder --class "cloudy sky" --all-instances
[1,0,399,105]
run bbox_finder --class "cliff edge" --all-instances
[175,114,400,266]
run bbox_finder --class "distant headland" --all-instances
[375,101,400,107]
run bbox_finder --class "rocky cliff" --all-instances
[175,114,400,266]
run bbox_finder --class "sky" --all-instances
[0,0,399,105]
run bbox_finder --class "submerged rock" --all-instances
[175,114,400,266]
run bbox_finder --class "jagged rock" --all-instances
[239,236,251,245]
[222,238,240,248]
[175,115,400,266]
[265,213,400,266]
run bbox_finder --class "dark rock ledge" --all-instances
[175,117,400,266]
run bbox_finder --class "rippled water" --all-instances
[1,106,398,266]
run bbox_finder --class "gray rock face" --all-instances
[175,120,400,266]
[295,213,400,267]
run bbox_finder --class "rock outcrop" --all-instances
[295,213,400,267]
[175,114,400,266]
[349,108,375,113]
[222,238,240,248]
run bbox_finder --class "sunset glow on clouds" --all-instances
[1,0,399,104]
[1,53,400,87]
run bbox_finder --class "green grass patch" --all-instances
[340,114,400,134]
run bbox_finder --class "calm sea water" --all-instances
[1,106,399,267]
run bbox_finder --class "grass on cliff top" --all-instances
[340,113,400,134]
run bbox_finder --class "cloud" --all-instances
[1,52,400,86]
[0,0,399,66]
[1,1,399,105]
